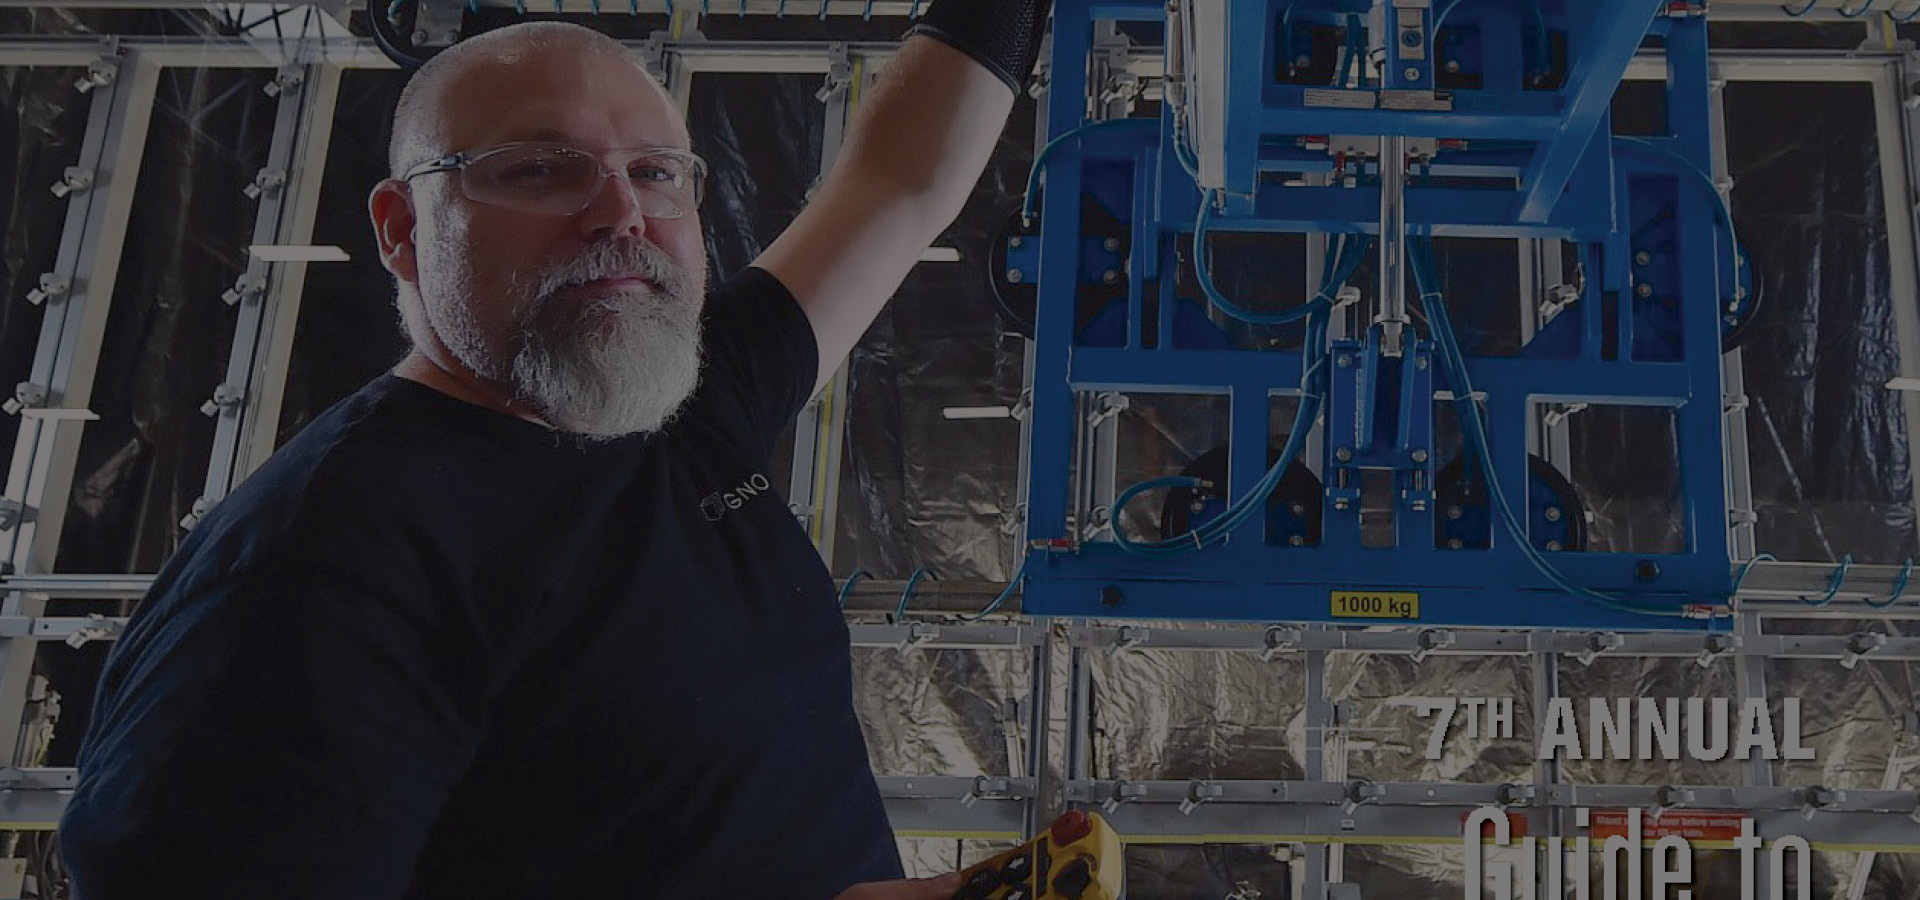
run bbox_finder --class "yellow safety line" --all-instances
[898,829,1026,841]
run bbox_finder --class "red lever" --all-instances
[1051,810,1092,845]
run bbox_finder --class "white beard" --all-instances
[417,214,708,439]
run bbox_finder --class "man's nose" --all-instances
[577,170,650,241]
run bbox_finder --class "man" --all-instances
[58,4,1046,897]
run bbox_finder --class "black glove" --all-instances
[906,0,1053,94]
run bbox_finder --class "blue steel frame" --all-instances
[1019,1,1736,629]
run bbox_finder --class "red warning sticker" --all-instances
[1590,809,1747,842]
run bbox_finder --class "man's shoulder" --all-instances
[183,377,510,572]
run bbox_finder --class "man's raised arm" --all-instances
[751,0,1051,396]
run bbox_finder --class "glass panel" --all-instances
[275,68,410,445]
[1726,81,1914,564]
[54,67,278,574]
[0,67,92,475]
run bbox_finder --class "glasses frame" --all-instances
[400,141,709,219]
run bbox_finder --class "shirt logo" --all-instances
[700,472,774,522]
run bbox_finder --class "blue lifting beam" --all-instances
[1014,0,1742,629]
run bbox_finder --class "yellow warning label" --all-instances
[1331,591,1420,619]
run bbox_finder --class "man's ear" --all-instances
[369,179,420,283]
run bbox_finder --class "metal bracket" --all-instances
[1650,785,1695,821]
[1697,632,1741,668]
[25,274,69,306]
[1027,39,1051,101]
[1080,505,1111,541]
[199,383,246,418]
[1111,624,1150,654]
[1497,783,1536,806]
[73,58,117,94]
[178,495,212,531]
[63,612,123,649]
[1008,390,1032,422]
[896,622,939,654]
[1542,402,1590,430]
[1573,630,1623,666]
[1178,780,1224,815]
[244,169,288,200]
[1841,632,1888,670]
[221,273,267,306]
[1410,628,1454,663]
[408,0,462,49]
[50,167,94,199]
[1259,626,1302,662]
[0,499,33,532]
[959,775,1012,808]
[1101,779,1147,813]
[262,65,305,98]
[3,382,47,417]
[1801,785,1846,820]
[1088,392,1130,427]
[997,501,1026,536]
[639,35,669,81]
[1538,283,1580,327]
[1343,779,1385,814]
[816,43,853,103]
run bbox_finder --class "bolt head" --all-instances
[1290,504,1307,516]
[1544,506,1562,522]
[1337,355,1353,367]
[1103,237,1122,252]
[1447,538,1465,549]
[1007,269,1024,284]
[1545,540,1562,551]
[1289,535,1306,546]
[1634,251,1652,266]
[1102,270,1121,285]
[1447,505,1463,520]
[1008,236,1024,249]
[1445,59,1461,73]
[1635,283,1654,298]
[1403,67,1422,82]
[1411,449,1428,463]
[1335,447,1353,462]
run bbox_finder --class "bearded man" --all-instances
[58,4,1046,897]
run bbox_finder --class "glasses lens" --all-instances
[625,152,705,219]
[463,146,601,215]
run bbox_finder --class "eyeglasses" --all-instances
[401,141,708,219]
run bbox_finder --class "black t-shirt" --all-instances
[59,268,902,899]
